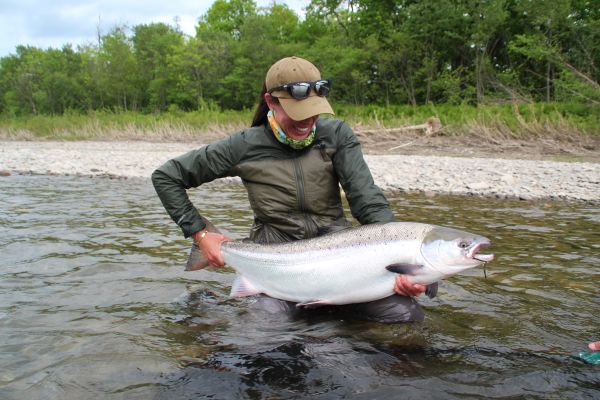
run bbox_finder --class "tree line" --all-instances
[0,0,598,117]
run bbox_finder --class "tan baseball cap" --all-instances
[265,56,334,121]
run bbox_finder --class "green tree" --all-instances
[132,23,186,112]
[188,31,235,110]
[196,0,258,39]
[508,0,599,102]
[0,46,46,115]
[218,4,304,109]
[466,0,509,103]
[1,0,599,115]
[97,26,139,111]
[38,46,87,114]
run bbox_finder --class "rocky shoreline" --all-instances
[1,140,599,203]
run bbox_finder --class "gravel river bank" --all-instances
[1,140,598,203]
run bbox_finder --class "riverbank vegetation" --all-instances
[0,0,598,141]
[1,102,597,143]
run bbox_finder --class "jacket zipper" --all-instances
[292,157,312,237]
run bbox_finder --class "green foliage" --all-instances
[130,23,185,112]
[96,26,139,111]
[2,103,597,141]
[196,0,257,38]
[0,0,598,123]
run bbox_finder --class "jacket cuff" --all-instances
[361,208,396,225]
[177,208,206,238]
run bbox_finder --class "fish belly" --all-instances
[223,244,398,305]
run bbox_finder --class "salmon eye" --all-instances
[458,240,469,249]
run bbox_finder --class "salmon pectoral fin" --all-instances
[296,300,332,309]
[425,282,438,299]
[385,263,423,274]
[230,275,262,297]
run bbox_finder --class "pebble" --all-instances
[0,141,598,203]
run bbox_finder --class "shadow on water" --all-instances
[0,174,599,399]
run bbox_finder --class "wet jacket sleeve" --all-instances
[151,135,238,238]
[332,122,395,224]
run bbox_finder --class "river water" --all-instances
[1,174,598,399]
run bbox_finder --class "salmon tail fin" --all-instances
[184,216,224,271]
[185,242,209,271]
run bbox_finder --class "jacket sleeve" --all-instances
[331,121,395,224]
[151,135,239,237]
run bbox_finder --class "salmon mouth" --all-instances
[469,241,494,262]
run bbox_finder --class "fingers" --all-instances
[409,284,426,297]
[199,232,228,268]
[589,341,600,351]
[394,275,426,297]
[207,232,228,243]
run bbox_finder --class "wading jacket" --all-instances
[152,118,394,243]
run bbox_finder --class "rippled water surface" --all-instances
[1,175,599,399]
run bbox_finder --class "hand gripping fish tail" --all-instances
[183,219,495,306]
[185,217,225,271]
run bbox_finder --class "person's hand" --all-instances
[589,341,600,351]
[193,230,229,267]
[394,275,426,297]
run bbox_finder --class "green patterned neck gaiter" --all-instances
[267,110,315,150]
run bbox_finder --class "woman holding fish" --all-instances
[152,56,426,322]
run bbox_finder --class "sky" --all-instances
[0,0,310,57]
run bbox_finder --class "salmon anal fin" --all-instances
[230,275,262,297]
[385,263,423,274]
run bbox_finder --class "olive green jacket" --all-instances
[151,118,394,243]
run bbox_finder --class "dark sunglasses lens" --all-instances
[315,80,330,97]
[289,83,311,99]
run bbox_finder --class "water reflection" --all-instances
[0,174,598,399]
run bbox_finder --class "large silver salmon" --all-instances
[186,222,494,307]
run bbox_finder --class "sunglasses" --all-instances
[268,79,331,100]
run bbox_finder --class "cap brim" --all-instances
[278,95,335,121]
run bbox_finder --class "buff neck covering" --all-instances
[267,110,315,150]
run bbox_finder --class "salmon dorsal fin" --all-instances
[230,275,262,297]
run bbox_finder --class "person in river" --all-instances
[590,342,600,351]
[152,56,426,323]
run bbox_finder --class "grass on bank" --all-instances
[0,102,598,142]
